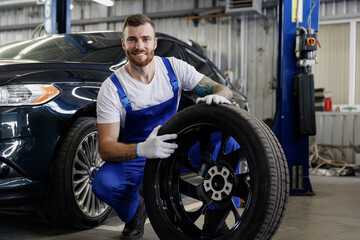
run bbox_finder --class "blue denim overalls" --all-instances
[92,57,239,222]
[92,57,179,222]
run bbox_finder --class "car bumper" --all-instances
[0,105,69,206]
[0,176,43,208]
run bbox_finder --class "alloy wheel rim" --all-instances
[72,131,109,218]
[156,123,252,237]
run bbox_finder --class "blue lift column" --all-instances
[274,0,319,195]
[44,0,71,35]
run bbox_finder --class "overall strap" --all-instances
[109,73,132,112]
[161,57,179,93]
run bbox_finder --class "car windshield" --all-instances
[0,32,124,64]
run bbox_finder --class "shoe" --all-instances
[121,197,147,240]
[202,210,229,234]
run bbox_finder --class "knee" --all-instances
[92,175,111,200]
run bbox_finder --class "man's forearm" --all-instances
[98,141,138,162]
[193,76,233,100]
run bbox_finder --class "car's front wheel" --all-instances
[41,117,112,229]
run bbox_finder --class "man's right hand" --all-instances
[137,125,178,159]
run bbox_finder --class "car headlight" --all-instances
[0,84,60,106]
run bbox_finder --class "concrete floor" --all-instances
[0,175,359,240]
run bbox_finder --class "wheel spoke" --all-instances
[91,193,96,215]
[220,147,247,172]
[74,175,89,186]
[199,128,213,165]
[203,207,231,233]
[81,140,92,168]
[177,152,199,173]
[96,194,104,214]
[84,184,92,213]
[78,179,90,205]
[76,152,90,170]
[89,135,97,163]
[74,177,89,197]
[229,200,242,222]
[232,173,250,199]
[177,130,201,173]
[179,179,205,200]
[74,169,88,175]
[220,134,231,157]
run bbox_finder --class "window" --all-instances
[0,32,124,64]
[356,23,360,104]
[312,23,349,105]
[313,21,360,107]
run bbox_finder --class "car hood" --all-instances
[0,59,110,86]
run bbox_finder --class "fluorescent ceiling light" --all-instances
[92,0,114,7]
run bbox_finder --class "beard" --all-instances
[125,48,155,67]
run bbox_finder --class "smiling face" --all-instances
[122,22,158,67]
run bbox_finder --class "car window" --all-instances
[212,66,227,85]
[155,39,181,58]
[0,32,124,64]
[183,48,218,82]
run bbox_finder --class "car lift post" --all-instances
[44,0,71,35]
[274,0,319,196]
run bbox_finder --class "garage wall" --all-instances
[316,112,360,164]
[0,5,43,43]
[0,0,278,121]
[1,0,359,121]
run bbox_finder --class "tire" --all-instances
[41,117,112,229]
[143,104,289,240]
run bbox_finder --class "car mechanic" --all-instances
[92,14,236,240]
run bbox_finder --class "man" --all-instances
[92,14,233,239]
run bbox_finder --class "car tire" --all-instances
[41,117,112,229]
[143,104,289,240]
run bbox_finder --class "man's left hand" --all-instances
[196,94,231,105]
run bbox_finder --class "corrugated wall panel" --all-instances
[316,112,360,164]
[245,11,276,120]
[320,0,360,19]
[0,5,43,44]
[246,15,257,115]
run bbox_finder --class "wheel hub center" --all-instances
[212,175,225,191]
[203,165,233,201]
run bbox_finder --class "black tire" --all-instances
[143,104,289,240]
[41,117,112,229]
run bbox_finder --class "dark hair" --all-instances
[122,14,155,34]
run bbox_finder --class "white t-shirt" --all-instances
[97,56,204,126]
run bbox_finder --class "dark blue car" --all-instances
[0,31,249,229]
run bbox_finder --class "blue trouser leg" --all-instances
[92,160,145,222]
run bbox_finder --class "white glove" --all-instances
[196,94,231,105]
[137,125,178,159]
